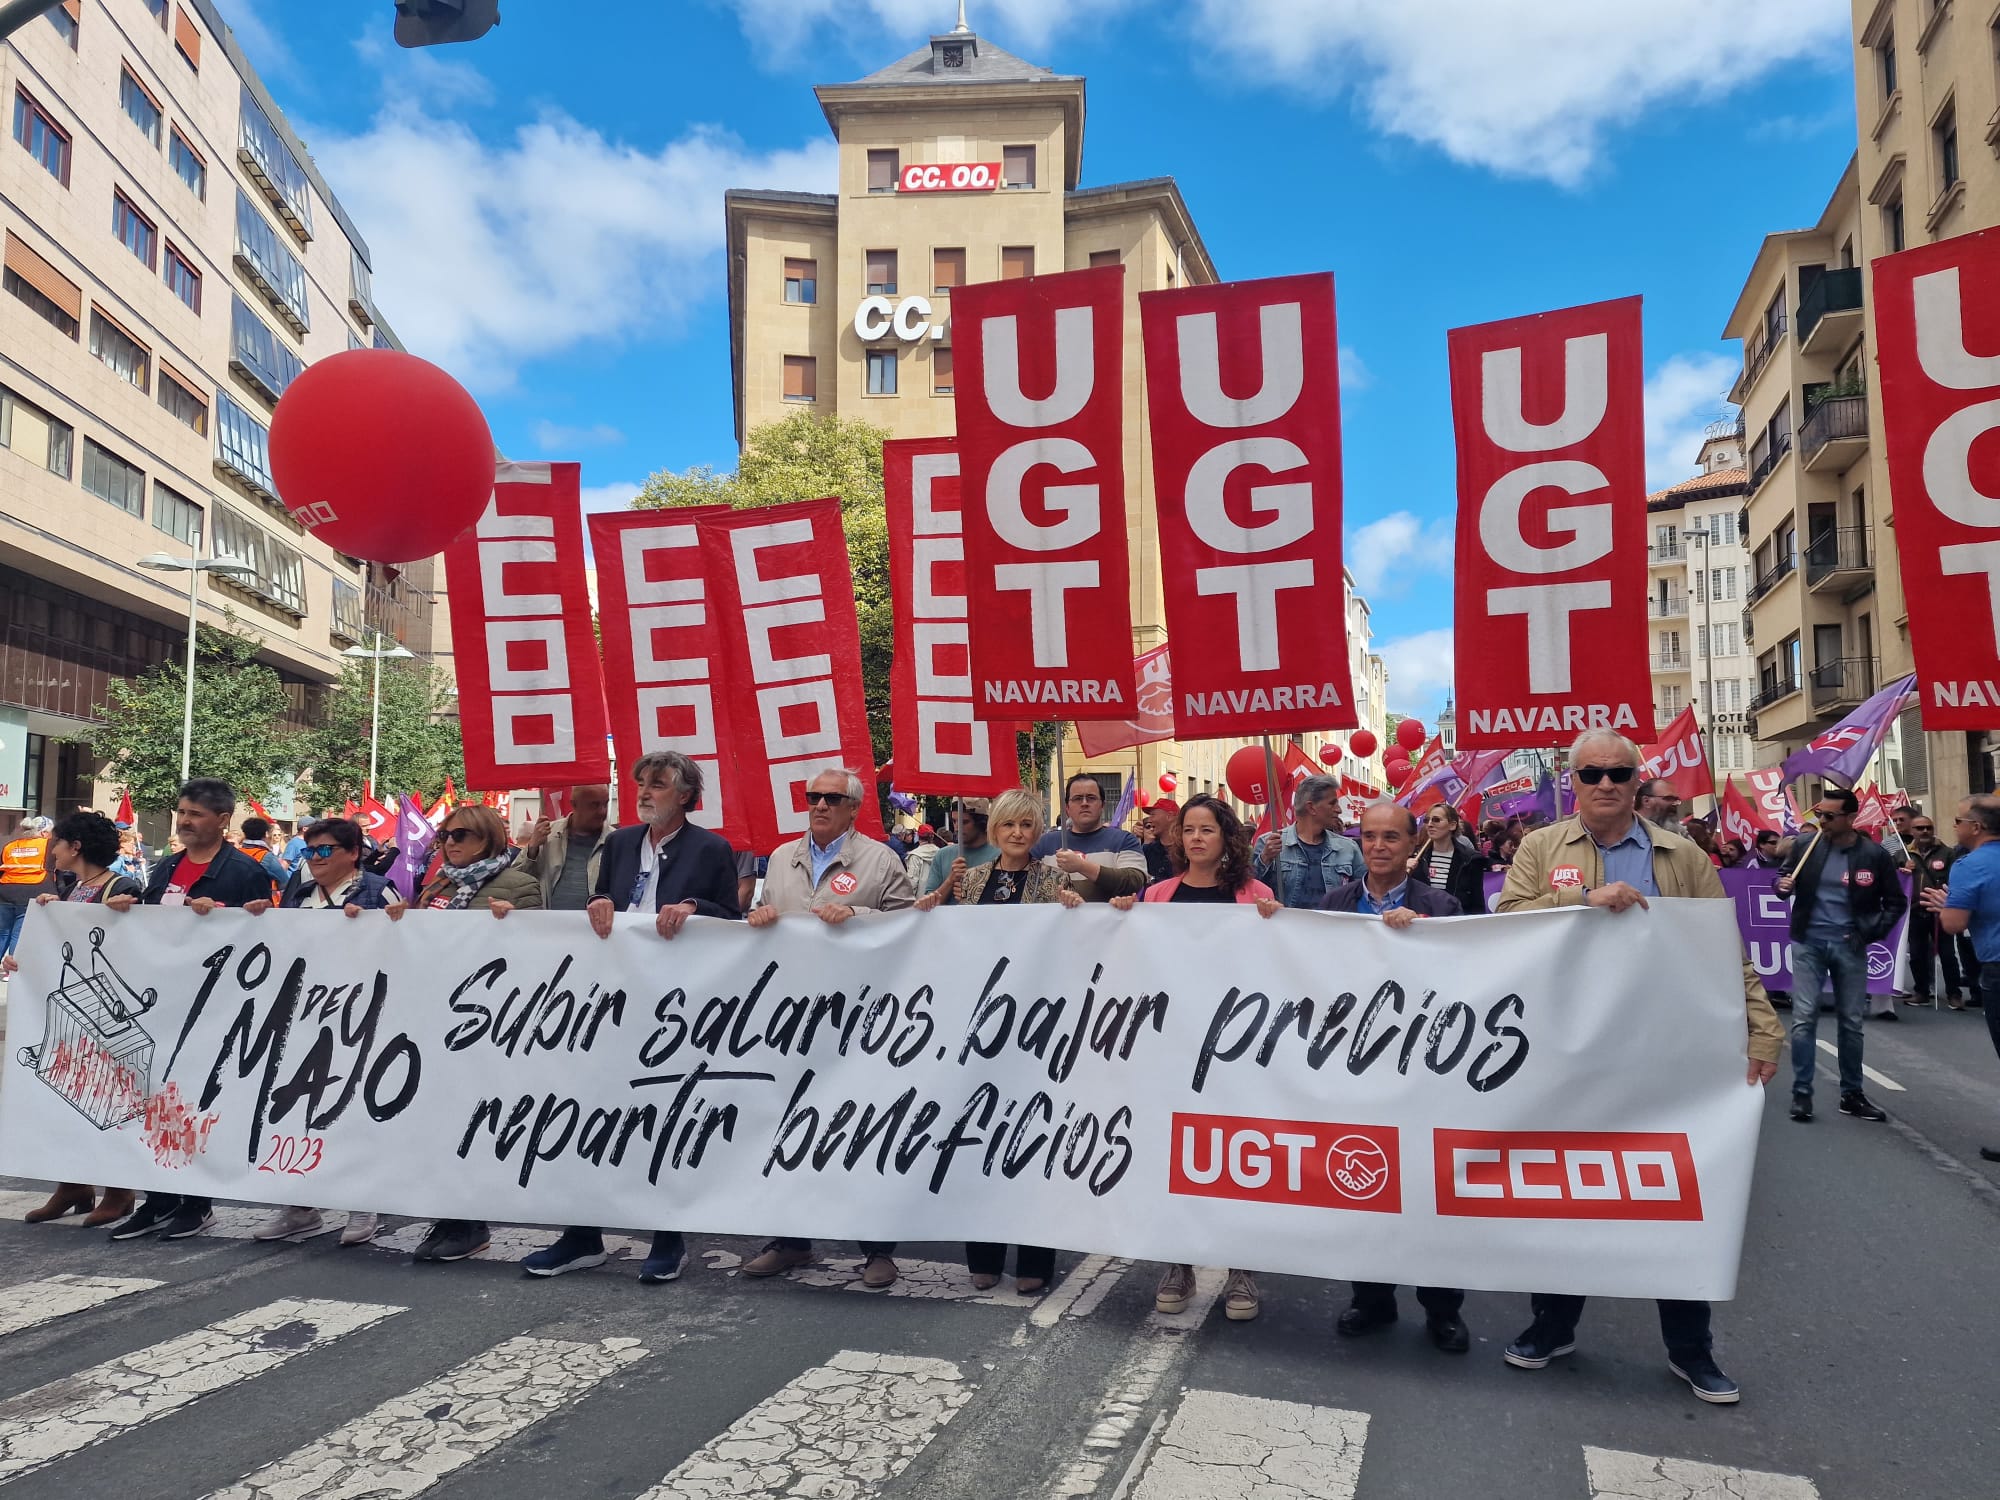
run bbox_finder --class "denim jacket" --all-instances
[1254,824,1364,909]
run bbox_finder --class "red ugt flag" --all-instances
[1640,705,1714,801]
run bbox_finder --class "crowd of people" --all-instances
[7,731,2000,1410]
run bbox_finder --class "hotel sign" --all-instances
[898,162,1002,193]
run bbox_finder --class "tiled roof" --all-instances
[1646,467,1748,506]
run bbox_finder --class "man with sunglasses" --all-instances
[1496,729,1781,1405]
[1904,813,1967,1007]
[1774,786,1903,1123]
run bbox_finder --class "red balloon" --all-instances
[1158,773,1178,794]
[1225,745,1275,804]
[1349,729,1379,758]
[1395,717,1428,752]
[270,350,495,564]
[1135,790,1153,808]
[1318,740,1342,764]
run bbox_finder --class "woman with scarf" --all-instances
[407,804,543,1264]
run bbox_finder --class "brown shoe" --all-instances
[741,1241,815,1277]
[26,1184,95,1223]
[1223,1268,1260,1322]
[861,1255,899,1289]
[1155,1263,1195,1314]
[1015,1276,1047,1296]
[969,1271,1001,1291]
[82,1189,137,1228]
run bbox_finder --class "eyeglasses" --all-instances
[1813,807,1852,820]
[1067,793,1103,805]
[1912,825,1935,833]
[1573,766,1637,785]
[439,827,482,844]
[302,843,343,860]
[804,791,853,807]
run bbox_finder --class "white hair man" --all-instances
[1494,727,1782,1405]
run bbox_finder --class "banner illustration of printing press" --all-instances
[2,901,1762,1300]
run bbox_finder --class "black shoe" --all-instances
[1503,1322,1576,1369]
[1840,1092,1888,1122]
[107,1195,180,1241]
[415,1220,489,1263]
[1336,1303,1397,1338]
[1979,1147,2000,1163]
[639,1231,687,1284]
[1669,1352,1741,1403]
[520,1228,608,1277]
[1877,1008,1901,1021]
[1426,1314,1470,1353]
[159,1203,214,1239]
[1790,1095,1813,1122]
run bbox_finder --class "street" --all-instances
[0,1003,1993,1500]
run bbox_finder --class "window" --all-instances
[1001,245,1034,280]
[1,387,77,479]
[89,308,151,391]
[210,505,305,615]
[1885,193,1906,252]
[866,249,897,296]
[5,230,81,339]
[114,190,157,270]
[932,346,953,395]
[214,390,277,498]
[933,247,965,292]
[47,413,72,476]
[231,294,304,403]
[82,438,145,516]
[14,89,70,185]
[152,482,202,547]
[783,257,817,304]
[332,578,366,643]
[158,361,207,434]
[1878,32,1897,97]
[237,87,313,239]
[867,149,898,193]
[120,69,163,148]
[168,127,205,199]
[1089,249,1120,269]
[1934,100,1960,188]
[47,1,76,49]
[1729,678,1743,711]
[163,242,201,312]
[866,348,897,396]
[1003,144,1036,189]
[348,329,364,351]
[1696,625,1708,658]
[782,355,816,403]
[1712,511,1737,546]
[172,4,201,69]
[145,0,168,27]
[234,189,310,331]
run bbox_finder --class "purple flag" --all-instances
[1779,674,1917,787]
[1493,769,1557,823]
[1109,778,1137,831]
[387,791,436,902]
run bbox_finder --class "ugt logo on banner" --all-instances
[1873,224,2000,724]
[1141,273,1357,736]
[952,264,1136,719]
[1449,298,1653,748]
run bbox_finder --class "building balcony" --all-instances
[1748,433,1793,494]
[1810,656,1878,713]
[1648,595,1688,620]
[1804,526,1871,594]
[1800,391,1869,472]
[1741,314,1787,392]
[1648,540,1684,566]
[1797,267,1864,354]
[1746,552,1796,606]
[1742,607,1755,647]
[237,90,313,242]
[1749,675,1802,714]
[1651,653,1688,673]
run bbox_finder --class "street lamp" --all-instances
[136,551,258,784]
[344,632,415,799]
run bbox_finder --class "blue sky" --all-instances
[214,0,1862,721]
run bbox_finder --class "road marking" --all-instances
[1813,1039,1906,1092]
[1585,1445,1819,1498]
[632,1348,971,1498]
[1130,1390,1369,1500]
[0,1296,401,1482]
[209,1334,647,1499]
[1034,1255,1130,1328]
[1047,1267,1226,1498]
[0,1273,162,1339]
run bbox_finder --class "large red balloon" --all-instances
[1225,745,1275,804]
[1395,717,1428,752]
[1318,740,1343,765]
[1158,773,1178,794]
[1349,729,1379,759]
[270,350,495,564]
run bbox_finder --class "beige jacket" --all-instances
[518,816,610,909]
[758,831,916,915]
[1498,815,1784,1064]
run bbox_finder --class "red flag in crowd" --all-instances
[1719,778,1770,845]
[359,795,395,843]
[114,789,133,825]
[1640,706,1714,801]
[1077,644,1174,757]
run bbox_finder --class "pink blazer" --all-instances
[1142,876,1274,904]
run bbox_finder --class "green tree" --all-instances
[89,618,301,811]
[295,655,464,806]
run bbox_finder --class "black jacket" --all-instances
[1779,831,1907,945]
[1320,877,1463,917]
[142,843,282,908]
[1407,836,1490,915]
[592,822,743,919]
[1908,843,1956,897]
[280,869,401,909]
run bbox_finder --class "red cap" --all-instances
[918,823,935,836]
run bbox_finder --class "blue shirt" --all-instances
[1357,879,1410,915]
[808,831,849,889]
[1946,841,2000,964]
[1806,841,1856,942]
[1593,816,1659,897]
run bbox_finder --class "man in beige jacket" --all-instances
[744,766,914,1286]
[1495,727,1781,1407]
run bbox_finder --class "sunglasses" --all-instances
[1813,808,1853,820]
[1574,766,1637,785]
[439,827,483,844]
[1913,825,1935,833]
[804,791,853,807]
[301,843,344,860]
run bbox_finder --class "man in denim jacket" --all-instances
[1252,773,1363,909]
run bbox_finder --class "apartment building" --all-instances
[724,20,1387,809]
[1,0,435,823]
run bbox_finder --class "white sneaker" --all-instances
[339,1212,380,1247]
[254,1206,324,1241]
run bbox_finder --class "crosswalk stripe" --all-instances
[0,1296,402,1482]
[208,1333,647,1499]
[1585,1445,1820,1499]
[1131,1389,1370,1500]
[1032,1255,1130,1328]
[0,1273,163,1340]
[632,1348,971,1498]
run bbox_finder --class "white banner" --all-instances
[0,901,1760,1299]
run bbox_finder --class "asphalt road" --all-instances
[0,999,1994,1500]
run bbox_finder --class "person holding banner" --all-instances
[1252,774,1362,910]
[1406,802,1489,916]
[742,767,914,1287]
[1496,730,1781,1405]
[1034,775,1148,901]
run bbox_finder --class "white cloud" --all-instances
[206,0,299,82]
[1378,627,1455,712]
[1339,345,1371,391]
[1347,511,1453,598]
[722,0,1131,56]
[535,421,625,451]
[579,481,643,514]
[1644,352,1739,490]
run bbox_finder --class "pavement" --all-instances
[0,1000,1994,1500]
